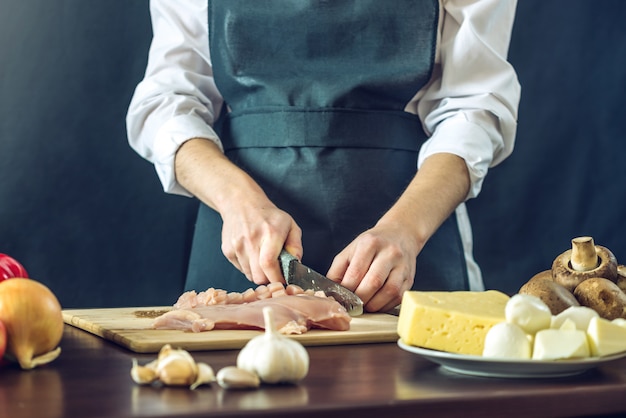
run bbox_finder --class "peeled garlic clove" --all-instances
[156,351,199,386]
[131,358,158,385]
[216,366,260,390]
[190,362,216,390]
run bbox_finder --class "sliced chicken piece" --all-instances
[154,295,351,334]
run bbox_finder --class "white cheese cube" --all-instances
[587,316,626,357]
[551,306,599,331]
[532,327,590,360]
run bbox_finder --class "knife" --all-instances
[279,249,364,316]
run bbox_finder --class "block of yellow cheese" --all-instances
[397,290,510,356]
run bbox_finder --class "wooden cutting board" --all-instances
[62,306,399,353]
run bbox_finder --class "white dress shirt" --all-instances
[126,0,521,291]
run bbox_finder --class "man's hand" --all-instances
[327,152,470,312]
[327,221,418,312]
[175,138,303,284]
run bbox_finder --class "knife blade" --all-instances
[279,249,364,316]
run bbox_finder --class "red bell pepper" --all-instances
[0,253,29,282]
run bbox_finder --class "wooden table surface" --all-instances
[1,325,625,418]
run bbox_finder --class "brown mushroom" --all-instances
[519,274,579,315]
[551,237,618,292]
[574,277,626,320]
[528,269,553,283]
[617,265,626,293]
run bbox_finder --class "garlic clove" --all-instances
[130,347,216,389]
[190,362,216,390]
[216,366,260,390]
[156,350,199,386]
[157,344,176,361]
[131,358,158,385]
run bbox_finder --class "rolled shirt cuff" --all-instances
[418,112,498,200]
[153,114,223,196]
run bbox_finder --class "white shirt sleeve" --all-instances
[409,0,521,199]
[127,0,520,199]
[126,0,223,196]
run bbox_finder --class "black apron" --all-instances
[185,0,469,293]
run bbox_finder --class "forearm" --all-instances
[174,138,302,283]
[174,138,271,214]
[376,152,470,251]
[414,0,520,199]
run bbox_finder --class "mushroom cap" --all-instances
[519,277,579,315]
[552,245,618,292]
[617,265,626,293]
[574,277,626,320]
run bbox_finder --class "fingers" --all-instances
[283,221,303,261]
[326,249,351,284]
[364,267,413,312]
[328,232,416,313]
[257,220,303,284]
[222,240,256,282]
[222,209,303,286]
[333,244,376,294]
[225,241,281,286]
[257,237,288,284]
[232,237,285,285]
[356,261,414,313]
[331,234,388,304]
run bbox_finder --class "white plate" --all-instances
[397,339,626,378]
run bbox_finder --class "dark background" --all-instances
[1,1,625,308]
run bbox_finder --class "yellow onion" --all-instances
[0,278,64,369]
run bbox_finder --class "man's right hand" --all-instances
[175,137,303,284]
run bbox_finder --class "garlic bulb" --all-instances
[130,344,215,389]
[236,306,309,384]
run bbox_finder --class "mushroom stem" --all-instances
[571,236,599,272]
